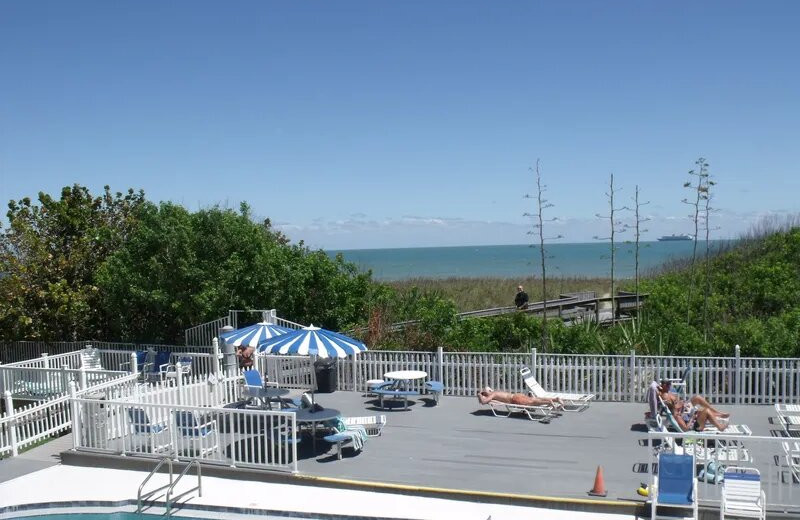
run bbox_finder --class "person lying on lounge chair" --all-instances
[477,387,563,407]
[659,381,729,431]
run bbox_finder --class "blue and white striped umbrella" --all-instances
[220,322,293,348]
[256,325,367,358]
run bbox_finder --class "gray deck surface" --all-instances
[0,391,793,511]
[291,392,781,503]
[0,433,72,484]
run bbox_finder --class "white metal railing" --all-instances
[184,317,231,347]
[72,397,297,473]
[0,373,139,458]
[256,355,316,390]
[2,350,85,370]
[99,349,215,377]
[126,373,241,408]
[0,341,86,364]
[0,364,131,400]
[336,345,800,404]
[647,431,800,514]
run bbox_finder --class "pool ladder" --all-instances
[136,457,202,516]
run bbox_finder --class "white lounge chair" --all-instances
[80,346,104,370]
[783,441,799,483]
[775,403,800,415]
[323,417,369,460]
[775,403,800,433]
[720,467,766,520]
[342,415,386,437]
[520,367,594,411]
[483,399,556,422]
[659,396,752,436]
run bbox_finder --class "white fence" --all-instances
[336,346,800,404]
[257,355,316,390]
[72,374,297,473]
[0,365,129,400]
[1,373,139,458]
[647,431,799,514]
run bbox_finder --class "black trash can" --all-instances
[314,358,338,393]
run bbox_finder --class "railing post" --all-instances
[212,338,221,376]
[352,353,357,392]
[130,352,138,378]
[437,347,444,383]
[4,390,18,456]
[734,344,741,405]
[69,381,80,450]
[629,349,637,402]
[531,347,537,372]
[79,366,87,390]
[175,363,183,405]
[61,364,70,394]
[41,352,49,369]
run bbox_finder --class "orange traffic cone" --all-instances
[588,465,608,497]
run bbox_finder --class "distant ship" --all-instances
[658,234,694,241]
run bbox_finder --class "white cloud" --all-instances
[273,209,798,250]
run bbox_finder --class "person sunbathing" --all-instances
[659,381,729,431]
[477,387,563,407]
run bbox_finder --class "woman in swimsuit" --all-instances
[659,381,729,431]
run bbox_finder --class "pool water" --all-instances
[19,515,210,520]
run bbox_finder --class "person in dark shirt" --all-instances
[514,285,529,309]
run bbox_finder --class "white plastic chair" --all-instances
[520,367,594,411]
[721,467,765,520]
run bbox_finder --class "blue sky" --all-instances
[1,2,798,249]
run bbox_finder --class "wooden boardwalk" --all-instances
[388,291,647,331]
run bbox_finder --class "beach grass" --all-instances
[386,276,616,312]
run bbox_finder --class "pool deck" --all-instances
[291,392,778,500]
[0,391,795,519]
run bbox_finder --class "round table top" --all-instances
[262,387,289,398]
[294,407,341,423]
[384,370,428,380]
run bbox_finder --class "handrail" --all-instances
[165,459,202,516]
[137,457,173,514]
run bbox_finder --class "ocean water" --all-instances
[328,241,729,281]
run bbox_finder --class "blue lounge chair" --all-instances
[323,416,368,459]
[174,410,218,458]
[127,407,171,453]
[120,351,151,381]
[144,351,171,382]
[651,452,697,520]
[243,369,270,406]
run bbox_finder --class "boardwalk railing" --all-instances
[336,345,800,404]
[647,431,799,514]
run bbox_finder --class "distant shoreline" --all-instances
[327,241,732,281]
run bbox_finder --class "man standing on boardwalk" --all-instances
[514,285,529,309]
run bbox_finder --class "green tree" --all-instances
[0,185,146,340]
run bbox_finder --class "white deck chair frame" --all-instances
[720,467,766,520]
[783,441,799,483]
[659,396,752,436]
[342,415,386,437]
[485,400,556,422]
[520,367,594,411]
